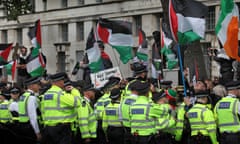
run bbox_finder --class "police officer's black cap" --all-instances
[103,76,121,89]
[160,80,173,88]
[83,84,96,92]
[195,90,209,98]
[50,72,67,82]
[0,90,10,98]
[72,80,85,88]
[131,80,150,92]
[109,88,121,100]
[152,91,166,102]
[24,77,41,86]
[126,77,135,82]
[64,79,72,87]
[10,87,21,94]
[132,62,148,75]
[225,80,240,90]
[0,82,6,88]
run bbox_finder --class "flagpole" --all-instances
[111,47,124,79]
[177,44,187,97]
[93,25,99,88]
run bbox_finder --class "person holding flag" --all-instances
[16,46,31,88]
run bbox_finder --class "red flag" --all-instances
[0,43,12,61]
[169,0,178,42]
[11,60,17,81]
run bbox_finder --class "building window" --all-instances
[60,24,68,42]
[76,22,84,41]
[30,0,35,13]
[1,30,7,43]
[43,0,47,11]
[17,28,22,45]
[206,6,215,31]
[79,0,84,5]
[96,0,102,3]
[133,15,142,36]
[61,0,68,8]
[57,51,66,72]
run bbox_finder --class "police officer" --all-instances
[95,76,121,144]
[129,81,161,144]
[78,84,97,144]
[17,76,42,144]
[120,80,140,144]
[214,80,240,144]
[8,87,22,143]
[187,91,218,144]
[0,90,12,144]
[64,79,83,144]
[124,62,148,98]
[41,72,80,144]
[102,88,124,144]
[152,91,176,144]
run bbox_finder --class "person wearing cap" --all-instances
[129,81,162,144]
[9,87,21,122]
[0,90,13,144]
[94,76,121,144]
[95,76,121,120]
[63,79,83,144]
[17,76,42,144]
[214,80,240,144]
[102,88,124,144]
[160,80,173,89]
[7,87,22,143]
[77,83,97,144]
[152,91,176,144]
[123,62,148,99]
[64,79,82,99]
[120,80,140,144]
[131,62,148,81]
[165,89,177,110]
[187,91,218,144]
[41,72,80,144]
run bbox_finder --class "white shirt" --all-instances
[26,89,40,134]
[9,100,18,112]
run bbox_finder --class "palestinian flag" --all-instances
[27,53,46,77]
[0,43,12,62]
[160,31,177,69]
[5,60,17,81]
[97,18,133,64]
[215,0,240,61]
[169,0,208,44]
[28,19,42,58]
[161,31,172,50]
[136,28,148,61]
[86,28,103,73]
